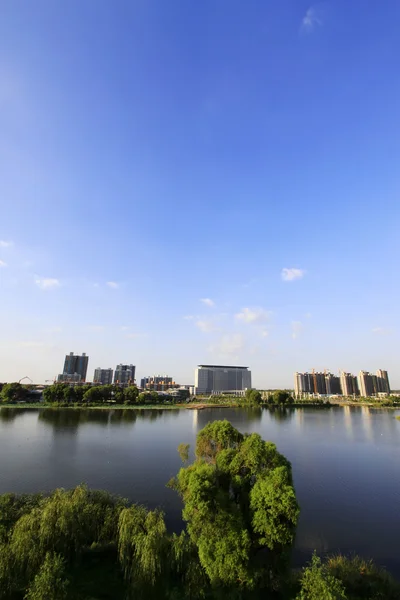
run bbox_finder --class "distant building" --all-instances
[377,369,390,394]
[325,373,341,395]
[58,352,88,383]
[93,368,113,385]
[57,372,82,384]
[141,375,175,391]
[340,372,359,396]
[114,364,136,386]
[358,371,374,397]
[195,365,251,395]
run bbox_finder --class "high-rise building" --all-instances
[325,373,341,395]
[59,352,88,383]
[358,371,374,397]
[93,368,113,385]
[377,369,390,394]
[340,372,359,396]
[114,364,136,386]
[140,375,175,391]
[194,365,251,395]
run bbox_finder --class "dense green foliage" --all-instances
[0,420,398,599]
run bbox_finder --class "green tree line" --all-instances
[0,420,398,599]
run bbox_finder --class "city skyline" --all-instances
[1,1,400,388]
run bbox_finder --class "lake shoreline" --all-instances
[1,402,399,411]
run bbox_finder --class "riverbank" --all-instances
[1,401,399,411]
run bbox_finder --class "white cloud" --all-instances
[107,281,119,289]
[183,315,196,321]
[372,327,391,336]
[235,307,271,324]
[17,341,47,349]
[195,319,218,333]
[125,333,144,339]
[120,326,129,331]
[291,321,304,339]
[45,326,62,334]
[0,240,13,248]
[200,298,215,307]
[0,260,7,267]
[209,334,244,357]
[301,6,322,33]
[261,329,269,338]
[281,268,305,282]
[35,278,60,290]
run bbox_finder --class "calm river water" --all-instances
[1,406,399,576]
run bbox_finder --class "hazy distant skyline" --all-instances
[1,1,399,387]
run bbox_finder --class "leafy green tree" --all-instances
[82,386,104,404]
[43,384,69,404]
[1,382,27,403]
[172,420,299,592]
[245,388,262,405]
[24,552,69,600]
[118,505,169,598]
[296,553,347,600]
[272,390,292,405]
[178,443,190,463]
[124,386,139,405]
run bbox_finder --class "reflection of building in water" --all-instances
[361,406,373,442]
[343,405,354,440]
[192,408,198,431]
[195,365,251,395]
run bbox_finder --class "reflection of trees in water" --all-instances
[110,409,137,425]
[196,407,263,431]
[0,408,31,422]
[136,409,165,421]
[267,407,295,422]
[38,408,86,433]
[85,411,110,427]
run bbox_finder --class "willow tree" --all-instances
[170,420,299,593]
[24,552,69,600]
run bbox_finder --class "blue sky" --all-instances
[1,0,400,387]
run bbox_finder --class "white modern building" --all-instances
[194,365,251,396]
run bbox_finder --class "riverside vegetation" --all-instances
[0,420,398,600]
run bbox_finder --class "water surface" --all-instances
[1,406,399,576]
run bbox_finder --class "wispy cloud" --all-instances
[301,6,322,33]
[281,268,305,282]
[372,327,391,336]
[125,332,147,339]
[291,321,304,339]
[235,307,271,324]
[195,319,218,333]
[0,240,13,248]
[0,260,7,267]
[183,315,196,321]
[200,298,215,307]
[107,281,119,289]
[17,341,47,349]
[35,278,60,290]
[209,334,244,357]
[45,326,62,334]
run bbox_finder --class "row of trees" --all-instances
[0,420,398,599]
[0,382,190,406]
[244,388,294,406]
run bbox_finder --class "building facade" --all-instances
[93,368,114,385]
[194,365,251,395]
[59,352,89,383]
[358,371,374,397]
[114,364,136,385]
[140,375,175,391]
[340,372,359,396]
[376,369,390,394]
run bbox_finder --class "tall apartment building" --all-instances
[195,365,251,395]
[140,375,175,391]
[114,364,136,385]
[325,373,341,395]
[358,371,374,397]
[93,368,113,385]
[58,352,88,383]
[340,372,359,396]
[377,369,390,394]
